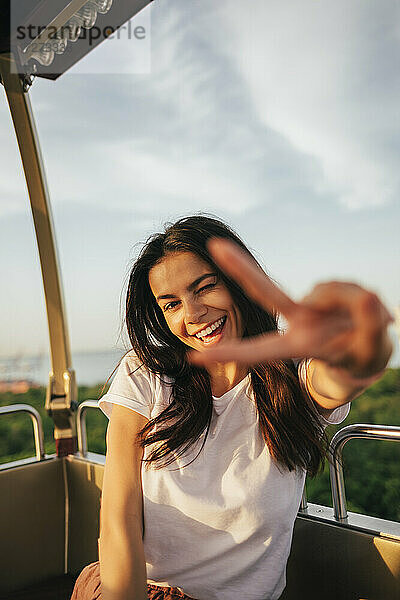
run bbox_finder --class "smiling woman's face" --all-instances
[149,251,243,352]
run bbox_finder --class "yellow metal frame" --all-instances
[0,53,77,454]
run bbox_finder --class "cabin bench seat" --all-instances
[0,453,399,600]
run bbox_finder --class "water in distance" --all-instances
[0,348,126,387]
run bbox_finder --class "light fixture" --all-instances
[93,0,114,15]
[28,44,55,67]
[3,0,152,80]
[22,1,100,68]
[64,17,82,43]
[76,2,98,30]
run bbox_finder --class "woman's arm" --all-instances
[304,358,385,419]
[190,239,393,387]
[99,404,149,600]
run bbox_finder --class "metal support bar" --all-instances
[329,423,400,521]
[77,400,99,456]
[0,53,77,456]
[0,404,45,461]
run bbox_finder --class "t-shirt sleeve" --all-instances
[296,358,351,427]
[97,353,154,421]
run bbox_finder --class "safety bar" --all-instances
[77,400,99,457]
[76,406,400,522]
[76,402,310,514]
[329,424,400,521]
[0,404,45,461]
[0,54,77,457]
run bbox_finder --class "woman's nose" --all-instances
[184,299,207,324]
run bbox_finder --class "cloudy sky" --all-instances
[1,0,399,366]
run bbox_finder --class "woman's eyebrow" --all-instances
[156,273,216,302]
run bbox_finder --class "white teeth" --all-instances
[195,316,226,339]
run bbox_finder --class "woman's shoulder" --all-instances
[117,349,173,391]
[98,350,173,420]
[119,350,147,374]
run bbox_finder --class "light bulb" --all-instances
[77,2,98,29]
[52,30,68,55]
[65,17,82,42]
[93,0,113,14]
[29,44,55,67]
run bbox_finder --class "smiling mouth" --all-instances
[193,315,227,344]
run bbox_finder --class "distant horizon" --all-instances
[1,335,399,368]
[0,346,127,360]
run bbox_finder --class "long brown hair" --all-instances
[126,215,328,476]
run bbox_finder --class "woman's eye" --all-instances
[164,301,180,311]
[197,283,216,294]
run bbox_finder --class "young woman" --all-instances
[71,215,392,600]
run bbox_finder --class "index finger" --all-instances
[208,238,297,318]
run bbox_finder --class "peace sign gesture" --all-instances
[190,239,393,379]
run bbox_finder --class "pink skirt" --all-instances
[70,561,196,600]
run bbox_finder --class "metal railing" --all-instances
[76,405,400,525]
[78,402,310,514]
[0,404,45,461]
[329,424,400,520]
[0,55,78,456]
[77,400,99,456]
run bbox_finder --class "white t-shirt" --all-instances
[98,354,350,600]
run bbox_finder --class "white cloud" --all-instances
[2,0,398,221]
[24,0,302,217]
[219,0,400,209]
[103,141,260,215]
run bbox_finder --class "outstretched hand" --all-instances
[189,239,393,379]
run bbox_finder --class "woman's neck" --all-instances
[208,362,248,397]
